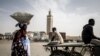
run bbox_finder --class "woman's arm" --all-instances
[13,31,21,42]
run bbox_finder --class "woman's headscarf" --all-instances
[16,23,27,29]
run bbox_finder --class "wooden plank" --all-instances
[43,42,95,47]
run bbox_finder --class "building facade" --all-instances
[47,10,53,34]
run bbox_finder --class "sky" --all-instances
[0,0,100,36]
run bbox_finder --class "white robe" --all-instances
[51,32,64,44]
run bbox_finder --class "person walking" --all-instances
[11,23,30,56]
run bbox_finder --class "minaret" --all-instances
[47,10,53,34]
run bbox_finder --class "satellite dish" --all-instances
[10,12,33,24]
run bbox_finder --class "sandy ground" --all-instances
[0,40,50,56]
[0,40,90,56]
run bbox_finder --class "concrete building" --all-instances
[47,10,53,34]
[0,34,4,39]
[40,31,48,40]
[4,32,13,40]
[27,31,34,40]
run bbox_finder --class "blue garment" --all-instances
[21,37,30,56]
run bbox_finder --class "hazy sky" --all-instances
[0,0,100,36]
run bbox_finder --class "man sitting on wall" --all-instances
[82,18,100,44]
